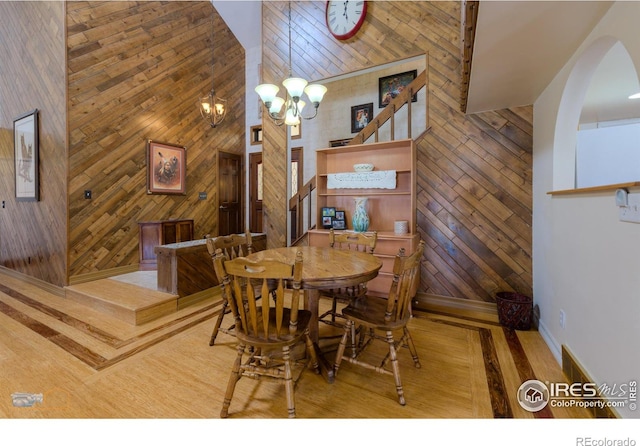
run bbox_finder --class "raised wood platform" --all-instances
[64,270,218,326]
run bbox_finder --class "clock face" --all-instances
[326,1,368,41]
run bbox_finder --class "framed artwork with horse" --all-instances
[146,140,186,195]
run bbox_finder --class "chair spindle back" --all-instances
[329,229,377,253]
[213,249,304,340]
[385,240,425,322]
[206,229,253,261]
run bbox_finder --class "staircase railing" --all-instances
[288,54,429,246]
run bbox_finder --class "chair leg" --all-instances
[403,327,421,368]
[209,298,229,346]
[304,331,320,374]
[282,345,296,418]
[333,320,352,376]
[385,331,406,406]
[330,297,337,323]
[349,321,358,358]
[220,343,244,418]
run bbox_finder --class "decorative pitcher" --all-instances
[352,197,370,232]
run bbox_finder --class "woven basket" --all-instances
[495,292,532,330]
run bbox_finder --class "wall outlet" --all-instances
[560,309,566,329]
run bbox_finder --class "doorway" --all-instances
[249,152,262,233]
[218,151,242,236]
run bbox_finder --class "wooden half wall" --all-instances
[260,1,532,302]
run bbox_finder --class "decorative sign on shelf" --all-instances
[327,170,397,189]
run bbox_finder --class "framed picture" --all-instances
[321,207,336,229]
[378,69,417,108]
[146,140,187,195]
[291,121,301,139]
[321,207,336,217]
[351,103,373,133]
[335,210,345,221]
[332,219,346,230]
[14,109,39,201]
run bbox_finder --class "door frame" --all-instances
[217,150,244,236]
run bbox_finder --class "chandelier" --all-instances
[255,2,327,126]
[199,13,227,128]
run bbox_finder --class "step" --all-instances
[65,278,177,326]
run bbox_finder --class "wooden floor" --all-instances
[0,269,591,425]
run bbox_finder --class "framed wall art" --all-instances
[14,109,39,201]
[351,103,373,133]
[146,140,187,195]
[378,69,417,108]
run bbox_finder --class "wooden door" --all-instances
[290,147,303,242]
[249,152,262,233]
[218,152,242,236]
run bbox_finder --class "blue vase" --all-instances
[352,197,369,232]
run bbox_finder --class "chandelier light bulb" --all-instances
[255,83,280,106]
[304,84,327,105]
[282,77,308,99]
[284,105,300,126]
[269,96,286,114]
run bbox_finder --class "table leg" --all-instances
[306,289,319,343]
[305,289,335,383]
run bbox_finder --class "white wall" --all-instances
[577,122,640,187]
[534,1,640,418]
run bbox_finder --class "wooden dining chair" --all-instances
[212,248,319,418]
[333,240,425,406]
[206,230,254,346]
[318,229,378,327]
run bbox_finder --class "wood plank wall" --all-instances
[0,1,68,287]
[0,1,245,285]
[66,1,245,279]
[261,1,532,302]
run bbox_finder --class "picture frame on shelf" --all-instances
[146,140,187,195]
[351,102,373,133]
[332,219,346,230]
[334,210,345,221]
[321,207,336,229]
[322,207,336,218]
[14,109,39,202]
[378,69,417,108]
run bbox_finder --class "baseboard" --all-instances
[413,292,499,323]
[561,346,620,418]
[0,266,65,297]
[537,319,562,364]
[68,264,141,285]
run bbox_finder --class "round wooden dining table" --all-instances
[245,246,382,382]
